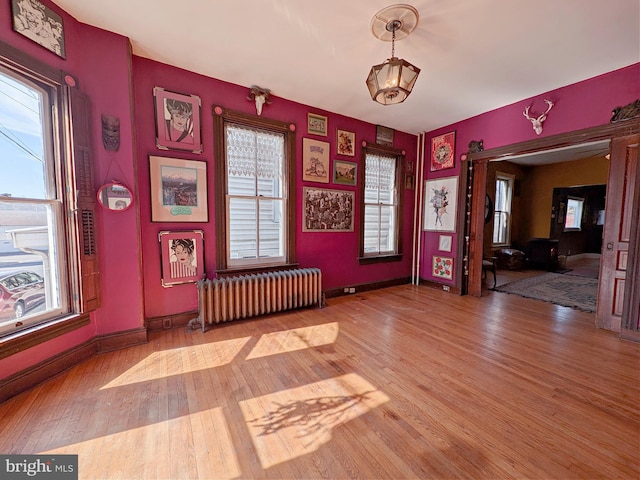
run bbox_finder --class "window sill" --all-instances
[0,314,91,361]
[215,263,300,277]
[358,254,402,265]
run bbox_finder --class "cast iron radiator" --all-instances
[189,268,323,332]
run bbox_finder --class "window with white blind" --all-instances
[213,109,296,271]
[360,144,403,261]
[492,172,514,246]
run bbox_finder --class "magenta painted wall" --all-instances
[0,0,143,379]
[419,63,640,286]
[132,57,417,319]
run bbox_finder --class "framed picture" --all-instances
[404,174,414,190]
[11,0,65,58]
[307,113,327,136]
[432,256,453,280]
[159,230,205,287]
[376,125,394,146]
[302,138,330,183]
[336,129,355,156]
[438,235,452,252]
[149,155,208,222]
[154,87,202,153]
[424,176,458,232]
[303,187,354,232]
[333,160,357,186]
[430,131,456,171]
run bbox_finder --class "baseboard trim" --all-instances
[419,278,461,294]
[620,329,640,343]
[146,311,198,331]
[324,277,410,299]
[0,327,149,404]
[0,340,98,404]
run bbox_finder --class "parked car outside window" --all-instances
[0,270,46,321]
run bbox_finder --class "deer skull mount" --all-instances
[247,85,271,116]
[523,99,554,135]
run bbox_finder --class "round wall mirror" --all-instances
[97,182,133,211]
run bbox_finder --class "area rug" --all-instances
[492,272,598,312]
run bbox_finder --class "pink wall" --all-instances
[419,63,640,286]
[0,0,143,379]
[132,58,417,319]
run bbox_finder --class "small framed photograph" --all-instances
[11,0,65,58]
[149,155,208,222]
[376,125,394,146]
[430,131,456,171]
[159,230,205,287]
[336,129,355,156]
[438,235,452,252]
[333,160,357,186]
[303,187,354,232]
[154,87,202,153]
[307,113,327,136]
[302,138,330,183]
[432,256,453,280]
[424,176,458,232]
[404,174,414,190]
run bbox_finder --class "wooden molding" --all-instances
[146,311,198,331]
[324,277,410,299]
[419,278,462,294]
[96,327,147,353]
[0,340,97,404]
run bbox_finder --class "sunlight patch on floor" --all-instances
[239,373,389,469]
[100,337,252,389]
[246,322,339,360]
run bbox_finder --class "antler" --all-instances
[247,85,271,116]
[523,100,554,135]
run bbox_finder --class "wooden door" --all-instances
[596,134,639,331]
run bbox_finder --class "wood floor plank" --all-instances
[0,285,638,479]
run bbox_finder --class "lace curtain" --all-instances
[365,153,396,191]
[226,125,284,180]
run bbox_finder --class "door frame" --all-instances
[464,120,639,329]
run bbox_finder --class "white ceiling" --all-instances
[54,0,639,135]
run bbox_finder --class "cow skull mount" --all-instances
[247,85,271,116]
[523,99,554,135]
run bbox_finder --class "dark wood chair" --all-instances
[482,256,497,288]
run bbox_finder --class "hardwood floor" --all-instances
[1,285,638,479]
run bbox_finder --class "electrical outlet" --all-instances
[442,285,450,292]
[344,287,349,293]
[349,287,356,293]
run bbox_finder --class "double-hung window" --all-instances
[213,109,295,271]
[0,43,98,344]
[492,172,514,246]
[360,144,403,261]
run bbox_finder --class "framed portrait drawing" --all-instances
[154,87,202,153]
[307,113,327,136]
[302,138,330,183]
[149,155,208,222]
[423,176,458,232]
[303,187,354,232]
[159,230,205,287]
[430,131,456,171]
[11,0,65,58]
[376,125,394,146]
[336,129,355,156]
[432,256,453,280]
[333,160,357,186]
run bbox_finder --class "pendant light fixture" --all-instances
[366,4,420,105]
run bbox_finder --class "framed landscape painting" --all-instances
[149,155,208,222]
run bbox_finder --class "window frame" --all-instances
[213,107,296,273]
[358,142,404,264]
[0,39,96,355]
[564,196,584,232]
[491,172,515,247]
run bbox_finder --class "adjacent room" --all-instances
[0,1,638,479]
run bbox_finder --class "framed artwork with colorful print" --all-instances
[430,131,455,171]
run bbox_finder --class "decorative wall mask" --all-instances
[523,99,554,135]
[101,114,120,151]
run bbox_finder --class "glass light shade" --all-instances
[366,56,420,105]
